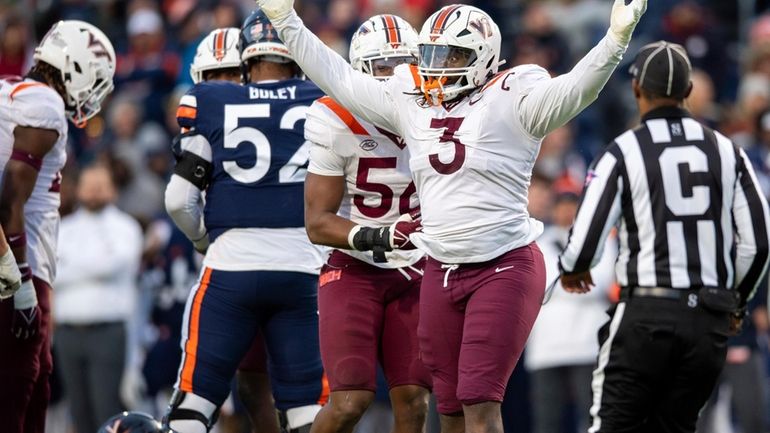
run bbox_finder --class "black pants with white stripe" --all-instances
[589,297,731,433]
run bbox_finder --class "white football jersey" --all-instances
[275,17,625,263]
[382,65,549,263]
[305,96,423,269]
[0,77,68,284]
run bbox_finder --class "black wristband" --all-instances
[174,150,213,190]
[352,226,392,263]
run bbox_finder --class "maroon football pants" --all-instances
[418,243,545,414]
[0,277,52,433]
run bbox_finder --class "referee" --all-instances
[559,41,770,433]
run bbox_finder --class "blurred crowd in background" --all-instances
[3,0,770,432]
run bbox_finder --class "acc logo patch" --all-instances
[360,139,378,151]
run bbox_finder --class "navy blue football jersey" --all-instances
[177,79,324,239]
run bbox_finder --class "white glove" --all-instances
[12,278,40,340]
[608,0,648,47]
[256,0,294,23]
[0,248,21,299]
[120,366,147,410]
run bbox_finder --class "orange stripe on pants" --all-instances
[318,372,330,405]
[180,267,214,392]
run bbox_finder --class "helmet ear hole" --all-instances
[73,62,82,73]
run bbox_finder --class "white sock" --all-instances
[286,404,322,429]
[168,420,208,433]
[168,392,217,433]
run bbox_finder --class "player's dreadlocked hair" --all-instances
[25,61,66,101]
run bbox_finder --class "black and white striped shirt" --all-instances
[560,106,770,303]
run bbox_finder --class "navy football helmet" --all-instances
[240,8,301,81]
[97,412,165,433]
[240,8,293,65]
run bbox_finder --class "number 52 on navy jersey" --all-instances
[176,79,325,238]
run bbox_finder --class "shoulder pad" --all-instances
[9,83,65,131]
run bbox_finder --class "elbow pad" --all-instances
[173,151,212,190]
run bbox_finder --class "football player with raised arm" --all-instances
[0,20,115,433]
[173,27,280,433]
[304,14,430,433]
[163,10,328,433]
[252,0,648,432]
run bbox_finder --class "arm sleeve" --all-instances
[560,146,623,274]
[516,35,626,139]
[732,148,770,305]
[164,132,212,243]
[273,11,401,133]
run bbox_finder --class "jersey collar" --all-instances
[641,105,691,122]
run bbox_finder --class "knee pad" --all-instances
[163,390,220,433]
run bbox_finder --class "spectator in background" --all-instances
[0,12,32,76]
[544,0,611,57]
[747,108,770,197]
[101,98,167,224]
[109,152,165,226]
[114,6,180,125]
[729,73,770,149]
[526,190,616,433]
[657,2,733,101]
[535,125,586,185]
[697,289,769,433]
[527,174,555,226]
[54,165,143,433]
[686,68,720,128]
[509,3,570,74]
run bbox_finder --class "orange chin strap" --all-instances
[423,76,447,106]
[73,113,88,129]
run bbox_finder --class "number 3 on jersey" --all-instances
[430,117,467,175]
[223,103,311,184]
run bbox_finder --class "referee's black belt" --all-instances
[621,286,740,313]
[621,286,694,300]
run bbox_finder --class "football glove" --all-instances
[349,211,423,262]
[12,271,39,340]
[608,0,648,47]
[389,211,422,251]
[256,0,294,23]
[0,248,21,299]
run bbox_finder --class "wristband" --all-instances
[347,226,362,250]
[10,150,42,172]
[17,262,31,282]
[6,232,26,249]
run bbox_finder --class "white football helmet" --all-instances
[190,28,242,84]
[349,14,418,79]
[34,20,116,126]
[418,4,502,105]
